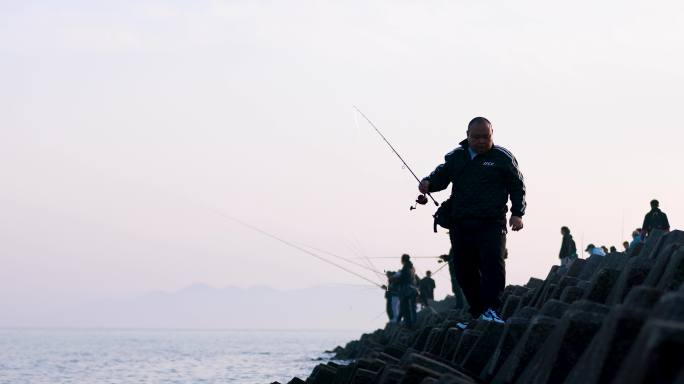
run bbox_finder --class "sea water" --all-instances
[0,329,359,384]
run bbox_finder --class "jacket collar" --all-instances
[459,139,495,156]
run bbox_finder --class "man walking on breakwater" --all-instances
[419,117,526,328]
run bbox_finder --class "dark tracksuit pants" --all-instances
[448,218,507,318]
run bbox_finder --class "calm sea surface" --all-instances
[0,329,360,384]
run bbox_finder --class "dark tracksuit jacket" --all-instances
[424,139,526,220]
[422,139,526,316]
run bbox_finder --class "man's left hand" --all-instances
[509,216,524,231]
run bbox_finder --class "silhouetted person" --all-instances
[559,226,577,266]
[628,228,642,254]
[420,117,526,328]
[585,243,606,257]
[383,271,400,323]
[641,199,670,237]
[609,246,617,253]
[398,254,417,327]
[622,241,629,252]
[419,270,436,307]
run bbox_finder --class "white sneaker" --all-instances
[455,321,469,330]
[479,308,505,324]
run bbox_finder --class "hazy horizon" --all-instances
[1,283,390,330]
[2,0,683,329]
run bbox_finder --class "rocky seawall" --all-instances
[273,229,684,384]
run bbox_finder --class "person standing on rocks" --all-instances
[418,270,436,308]
[398,254,418,327]
[419,117,526,327]
[559,226,577,266]
[641,199,670,238]
[382,271,400,323]
[628,228,642,253]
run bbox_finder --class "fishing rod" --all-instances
[431,260,449,276]
[353,106,439,209]
[215,211,384,288]
[298,243,386,279]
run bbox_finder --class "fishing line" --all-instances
[346,238,364,260]
[215,211,384,288]
[348,236,373,272]
[343,240,365,263]
[341,236,376,275]
[353,236,382,279]
[370,310,388,322]
[352,256,441,259]
[298,242,385,281]
[332,283,378,288]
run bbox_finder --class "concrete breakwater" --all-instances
[275,229,684,384]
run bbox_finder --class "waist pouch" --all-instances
[433,199,507,232]
[433,198,453,232]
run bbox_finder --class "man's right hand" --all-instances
[419,179,430,194]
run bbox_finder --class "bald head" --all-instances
[467,117,493,154]
[468,117,491,129]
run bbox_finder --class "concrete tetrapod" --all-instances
[611,319,684,384]
[491,315,558,384]
[562,305,649,384]
[605,257,656,305]
[514,301,610,384]
[480,315,535,382]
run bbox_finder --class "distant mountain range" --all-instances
[17,284,387,330]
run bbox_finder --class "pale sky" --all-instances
[1,0,683,326]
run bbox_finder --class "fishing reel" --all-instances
[410,194,429,210]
